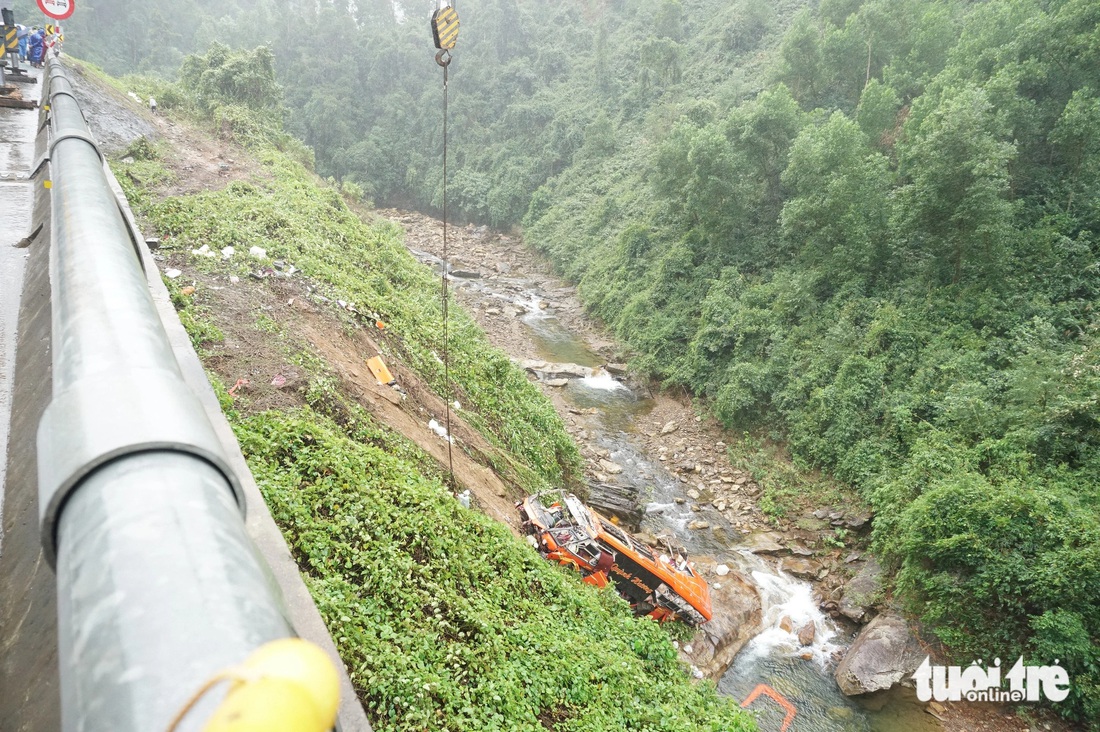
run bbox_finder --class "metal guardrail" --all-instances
[36,59,295,731]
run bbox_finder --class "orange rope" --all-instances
[740,683,797,732]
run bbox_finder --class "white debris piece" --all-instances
[457,490,471,509]
[715,564,730,576]
[249,245,268,259]
[191,244,216,258]
[428,419,454,443]
[221,246,235,259]
[165,268,182,279]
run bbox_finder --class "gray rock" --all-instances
[679,562,761,681]
[839,557,884,623]
[516,359,592,379]
[660,420,679,435]
[743,531,785,555]
[598,459,623,475]
[845,512,873,530]
[781,557,822,581]
[835,613,924,695]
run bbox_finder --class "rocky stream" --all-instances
[382,209,948,732]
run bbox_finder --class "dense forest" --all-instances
[49,0,1100,724]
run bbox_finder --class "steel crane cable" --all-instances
[432,1,459,489]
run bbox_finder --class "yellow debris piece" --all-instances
[367,355,395,385]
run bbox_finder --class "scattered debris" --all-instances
[271,374,287,388]
[191,244,217,258]
[428,419,454,443]
[221,246,234,259]
[227,378,249,396]
[366,356,395,385]
[249,245,267,259]
[165,268,182,279]
[180,286,196,296]
[519,489,712,626]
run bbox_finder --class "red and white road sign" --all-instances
[37,0,75,21]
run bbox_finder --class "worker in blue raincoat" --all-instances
[28,26,45,68]
[16,25,29,61]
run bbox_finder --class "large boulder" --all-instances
[839,557,884,623]
[514,358,592,379]
[780,556,823,581]
[741,531,785,555]
[834,612,924,695]
[682,559,762,679]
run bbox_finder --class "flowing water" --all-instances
[408,248,938,732]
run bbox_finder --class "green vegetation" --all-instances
[521,2,1100,723]
[107,45,754,730]
[142,155,580,487]
[163,275,223,353]
[237,407,752,732]
[113,47,582,492]
[75,0,1100,724]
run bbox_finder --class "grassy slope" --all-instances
[104,68,755,731]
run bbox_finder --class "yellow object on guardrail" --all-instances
[167,638,340,732]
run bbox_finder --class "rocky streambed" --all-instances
[381,209,947,731]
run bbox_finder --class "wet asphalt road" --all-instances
[0,66,41,546]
